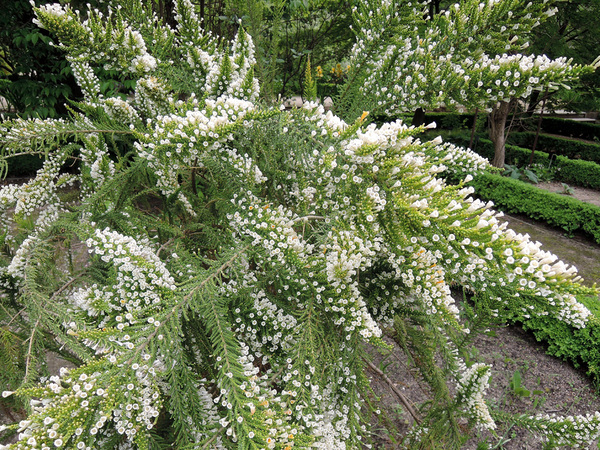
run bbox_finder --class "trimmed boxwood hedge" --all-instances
[519,313,600,388]
[447,135,600,190]
[470,172,600,243]
[508,132,600,164]
[554,155,600,190]
[538,116,600,142]
[449,134,548,165]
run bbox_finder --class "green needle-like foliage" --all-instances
[0,1,600,449]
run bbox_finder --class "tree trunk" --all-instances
[524,90,541,118]
[469,107,479,150]
[529,88,549,166]
[489,100,515,168]
[411,107,426,127]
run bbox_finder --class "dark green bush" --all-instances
[508,132,600,164]
[537,117,600,142]
[6,155,43,177]
[518,313,600,386]
[446,134,600,190]
[555,155,600,190]
[470,173,600,243]
[465,136,549,166]
[518,298,600,386]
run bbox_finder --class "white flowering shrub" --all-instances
[341,0,599,167]
[0,0,600,448]
[346,0,594,116]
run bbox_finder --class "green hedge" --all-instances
[446,135,600,190]
[450,135,548,166]
[508,132,600,164]
[554,155,600,190]
[519,307,600,387]
[538,116,600,142]
[470,173,600,243]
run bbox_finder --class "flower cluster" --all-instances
[426,140,492,178]
[529,411,600,447]
[135,95,258,212]
[68,57,101,101]
[350,0,592,115]
[102,97,141,126]
[75,228,176,322]
[0,117,69,154]
[455,363,495,430]
[79,134,116,198]
[3,361,163,450]
[1,227,179,449]
[173,0,259,100]
[1,1,599,449]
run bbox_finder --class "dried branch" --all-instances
[364,358,422,425]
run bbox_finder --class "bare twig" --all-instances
[3,306,25,328]
[23,318,41,382]
[364,358,422,425]
[50,275,82,301]
[156,238,175,257]
[293,215,325,223]
[201,426,226,449]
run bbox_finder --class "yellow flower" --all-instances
[335,63,343,78]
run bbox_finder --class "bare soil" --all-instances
[535,181,600,208]
[368,314,600,449]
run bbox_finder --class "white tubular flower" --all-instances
[456,363,496,430]
[34,2,69,20]
[529,411,600,446]
[69,58,101,101]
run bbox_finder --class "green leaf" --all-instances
[524,169,538,184]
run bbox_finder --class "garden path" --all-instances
[534,180,600,207]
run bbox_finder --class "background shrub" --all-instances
[470,172,600,243]
[537,116,600,141]
[447,134,600,190]
[554,155,600,190]
[520,313,600,388]
[508,132,600,163]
